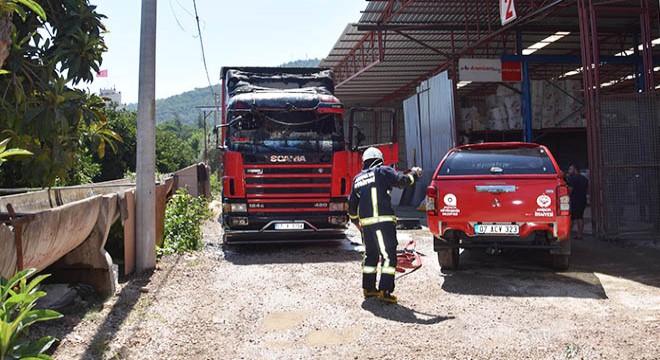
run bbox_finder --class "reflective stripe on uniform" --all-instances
[382,266,397,275]
[371,187,379,217]
[376,230,392,271]
[407,173,415,185]
[358,215,397,226]
[362,265,377,274]
[349,213,358,220]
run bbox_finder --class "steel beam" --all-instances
[375,0,570,104]
[500,54,659,64]
[334,0,415,87]
[393,30,451,57]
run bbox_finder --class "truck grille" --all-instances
[244,164,333,213]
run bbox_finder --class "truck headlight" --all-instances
[224,203,247,213]
[329,202,348,212]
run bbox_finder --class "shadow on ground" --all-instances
[440,235,660,298]
[440,244,609,299]
[219,238,364,265]
[571,237,660,289]
[361,298,454,324]
[33,256,182,359]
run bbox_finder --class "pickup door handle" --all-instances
[475,185,517,193]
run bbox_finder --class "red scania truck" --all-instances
[217,67,398,243]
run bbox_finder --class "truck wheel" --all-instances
[437,247,460,270]
[552,254,569,271]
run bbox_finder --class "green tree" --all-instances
[0,0,46,70]
[0,137,30,164]
[92,108,137,182]
[0,0,117,188]
[155,122,198,173]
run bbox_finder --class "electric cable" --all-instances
[168,0,188,33]
[192,0,219,106]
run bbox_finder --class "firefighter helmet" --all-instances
[362,147,383,162]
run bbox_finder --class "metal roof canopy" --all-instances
[320,0,660,107]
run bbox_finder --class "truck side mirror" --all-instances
[351,125,365,151]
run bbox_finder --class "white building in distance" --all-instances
[99,87,123,109]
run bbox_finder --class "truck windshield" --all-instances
[437,147,557,176]
[226,110,344,153]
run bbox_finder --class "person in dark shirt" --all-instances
[348,147,422,304]
[567,164,589,239]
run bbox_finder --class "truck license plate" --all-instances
[475,224,519,235]
[274,223,304,230]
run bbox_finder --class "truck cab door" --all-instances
[347,107,399,177]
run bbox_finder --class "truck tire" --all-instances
[437,247,460,270]
[552,254,569,271]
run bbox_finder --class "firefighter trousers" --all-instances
[361,221,398,292]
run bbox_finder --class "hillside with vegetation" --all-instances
[127,58,322,125]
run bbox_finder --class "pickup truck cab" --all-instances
[425,142,571,270]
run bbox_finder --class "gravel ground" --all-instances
[36,203,660,359]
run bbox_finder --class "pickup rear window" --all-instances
[437,147,557,176]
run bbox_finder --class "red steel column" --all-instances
[578,0,604,237]
[641,0,656,92]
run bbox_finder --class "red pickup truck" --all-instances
[425,142,571,270]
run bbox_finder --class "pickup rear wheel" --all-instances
[437,247,460,270]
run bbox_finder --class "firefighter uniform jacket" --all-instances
[348,165,418,226]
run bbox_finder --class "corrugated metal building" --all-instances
[321,0,660,239]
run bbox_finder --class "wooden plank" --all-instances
[123,190,136,276]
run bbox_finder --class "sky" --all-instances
[87,0,366,104]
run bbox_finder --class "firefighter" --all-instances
[348,147,422,303]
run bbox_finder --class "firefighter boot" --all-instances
[379,291,398,304]
[363,288,380,298]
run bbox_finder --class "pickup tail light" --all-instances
[558,185,570,216]
[426,186,438,216]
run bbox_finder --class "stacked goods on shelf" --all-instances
[503,94,523,130]
[459,106,487,131]
[457,81,585,132]
[536,80,585,128]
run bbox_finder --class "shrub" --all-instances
[158,188,212,256]
[209,172,222,197]
[0,268,62,359]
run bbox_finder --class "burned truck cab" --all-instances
[219,68,352,243]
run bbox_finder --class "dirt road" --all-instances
[40,209,660,359]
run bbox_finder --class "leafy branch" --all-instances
[0,268,62,359]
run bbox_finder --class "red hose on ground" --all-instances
[396,240,422,276]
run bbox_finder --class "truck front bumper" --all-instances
[222,213,348,244]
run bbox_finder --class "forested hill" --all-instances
[127,58,322,125]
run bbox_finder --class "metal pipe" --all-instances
[522,61,534,141]
[6,204,23,272]
[578,0,601,237]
